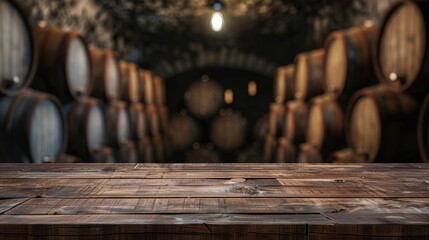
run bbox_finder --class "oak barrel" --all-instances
[119,62,140,103]
[346,85,420,162]
[294,49,325,101]
[307,94,345,158]
[324,25,379,102]
[106,101,131,148]
[297,143,323,163]
[185,79,223,119]
[253,114,269,142]
[0,90,66,163]
[139,69,155,104]
[185,147,220,163]
[89,48,121,102]
[115,141,138,163]
[375,1,429,98]
[418,93,429,163]
[128,103,148,141]
[0,0,36,95]
[136,137,155,163]
[32,26,92,103]
[63,98,106,161]
[284,100,308,145]
[154,76,166,105]
[168,112,201,151]
[273,65,295,102]
[153,135,166,163]
[268,102,286,138]
[146,104,160,137]
[210,110,247,152]
[275,137,296,163]
[263,135,277,163]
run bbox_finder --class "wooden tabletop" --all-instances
[0,163,428,239]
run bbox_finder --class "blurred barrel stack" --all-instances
[265,0,429,164]
[0,0,167,163]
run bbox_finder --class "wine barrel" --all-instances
[185,79,223,119]
[94,147,116,163]
[115,141,138,163]
[328,148,364,163]
[32,26,92,103]
[89,48,121,102]
[418,93,429,163]
[375,1,429,98]
[263,135,277,163]
[0,0,36,95]
[158,104,169,135]
[297,143,323,163]
[275,137,296,163]
[139,69,155,104]
[210,111,246,152]
[128,103,148,141]
[294,49,325,101]
[154,76,166,105]
[284,100,308,145]
[169,112,201,151]
[153,135,166,163]
[324,26,379,102]
[146,104,160,137]
[106,101,131,148]
[268,102,286,138]
[307,94,345,158]
[63,98,106,161]
[119,62,140,103]
[59,154,82,163]
[273,65,295,103]
[346,85,419,163]
[0,90,66,163]
[136,137,155,163]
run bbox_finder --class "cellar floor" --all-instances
[0,163,428,239]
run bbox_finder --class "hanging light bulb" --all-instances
[211,11,223,32]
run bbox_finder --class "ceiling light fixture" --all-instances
[210,1,224,32]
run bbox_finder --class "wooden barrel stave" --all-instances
[128,103,148,141]
[297,143,324,163]
[268,102,286,137]
[139,70,155,104]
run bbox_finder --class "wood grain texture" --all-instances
[0,163,428,238]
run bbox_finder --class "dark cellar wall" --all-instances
[16,0,396,78]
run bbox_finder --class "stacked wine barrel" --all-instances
[168,76,248,162]
[265,0,429,164]
[0,1,166,163]
[0,2,65,163]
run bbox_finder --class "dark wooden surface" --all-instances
[0,163,428,239]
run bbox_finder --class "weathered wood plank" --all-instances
[5,198,429,215]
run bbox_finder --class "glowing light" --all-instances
[224,89,233,104]
[248,81,257,96]
[211,11,223,32]
[389,72,398,81]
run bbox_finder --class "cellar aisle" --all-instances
[0,163,428,239]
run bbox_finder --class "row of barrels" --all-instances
[169,107,247,153]
[265,0,429,163]
[0,89,170,163]
[0,0,169,163]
